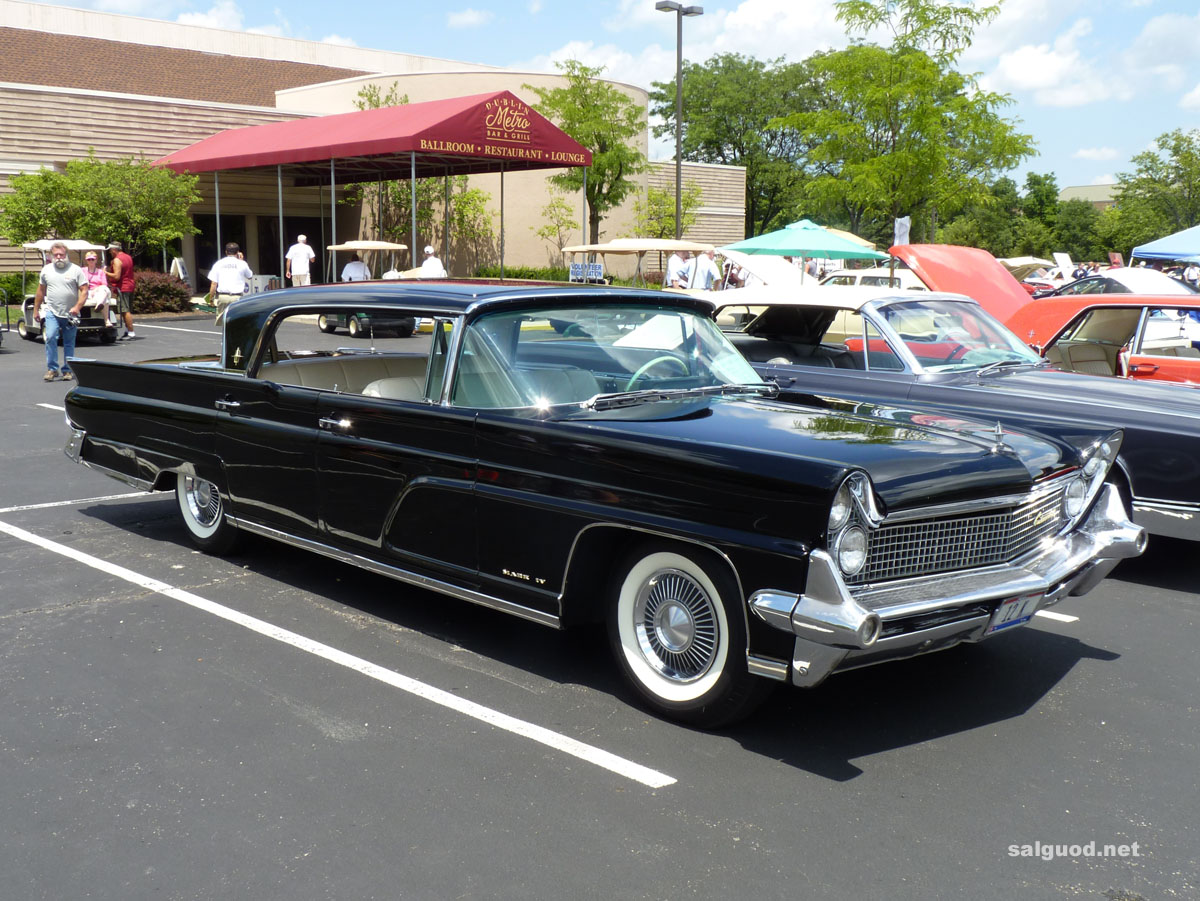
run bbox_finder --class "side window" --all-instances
[864,320,904,371]
[1140,307,1200,358]
[254,307,431,402]
[1059,308,1140,346]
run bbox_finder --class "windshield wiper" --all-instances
[587,383,777,411]
[974,358,1040,376]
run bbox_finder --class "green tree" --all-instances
[835,0,1001,63]
[1095,201,1169,263]
[627,183,704,240]
[1021,172,1059,227]
[0,153,199,256]
[938,177,1022,255]
[532,193,578,267]
[650,53,815,237]
[1115,128,1200,233]
[1053,198,1102,261]
[526,60,646,244]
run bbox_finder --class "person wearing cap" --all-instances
[285,234,316,286]
[83,251,111,325]
[419,245,447,278]
[105,240,137,339]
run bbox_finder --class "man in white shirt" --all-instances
[341,253,371,282]
[665,250,690,288]
[1184,261,1200,288]
[285,234,316,286]
[688,250,721,290]
[419,245,447,278]
[209,243,253,315]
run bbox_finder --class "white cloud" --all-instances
[528,0,542,12]
[320,33,357,47]
[1182,84,1200,110]
[447,8,494,29]
[1091,174,1117,185]
[1073,147,1118,161]
[176,0,244,30]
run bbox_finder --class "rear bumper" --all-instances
[749,484,1145,687]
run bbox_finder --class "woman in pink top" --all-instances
[83,252,111,324]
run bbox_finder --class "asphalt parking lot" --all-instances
[1,316,1197,900]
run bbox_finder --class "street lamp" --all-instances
[656,0,703,240]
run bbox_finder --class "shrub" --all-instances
[473,264,568,282]
[0,271,35,302]
[133,269,192,313]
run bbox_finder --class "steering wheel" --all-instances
[624,354,690,390]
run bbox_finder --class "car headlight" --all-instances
[827,472,879,577]
[836,525,868,576]
[1063,431,1123,527]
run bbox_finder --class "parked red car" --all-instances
[891,244,1200,386]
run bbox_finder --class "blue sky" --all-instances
[48,0,1200,191]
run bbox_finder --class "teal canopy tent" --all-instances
[722,220,889,260]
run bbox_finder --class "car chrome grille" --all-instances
[845,478,1069,585]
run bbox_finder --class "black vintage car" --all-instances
[712,287,1200,546]
[62,284,1143,726]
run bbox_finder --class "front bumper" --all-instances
[749,484,1146,687]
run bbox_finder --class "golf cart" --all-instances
[17,240,119,344]
[320,241,416,338]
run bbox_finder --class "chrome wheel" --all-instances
[635,569,718,683]
[176,472,238,553]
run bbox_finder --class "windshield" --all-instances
[876,299,1043,373]
[451,304,763,410]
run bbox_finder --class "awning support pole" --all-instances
[319,183,326,282]
[444,170,451,274]
[277,164,285,283]
[582,168,588,251]
[500,163,505,279]
[330,159,337,270]
[214,172,222,258]
[411,152,417,269]
[377,174,383,243]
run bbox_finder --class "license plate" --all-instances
[986,593,1043,635]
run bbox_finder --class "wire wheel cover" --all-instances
[635,569,719,683]
[184,477,221,528]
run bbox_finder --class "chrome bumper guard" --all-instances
[750,485,1146,688]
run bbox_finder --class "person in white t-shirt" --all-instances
[688,250,721,290]
[419,245,447,278]
[341,253,371,282]
[285,234,316,286]
[209,243,253,315]
[665,251,690,288]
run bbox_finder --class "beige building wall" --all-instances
[647,161,747,246]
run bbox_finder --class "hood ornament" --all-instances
[990,421,1008,455]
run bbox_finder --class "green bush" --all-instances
[0,271,34,302]
[133,269,192,313]
[473,264,569,282]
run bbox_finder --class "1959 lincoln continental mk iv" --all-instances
[63,284,1145,726]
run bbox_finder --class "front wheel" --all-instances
[607,544,770,727]
[176,473,239,554]
[317,314,338,334]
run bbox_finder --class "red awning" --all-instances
[155,90,591,183]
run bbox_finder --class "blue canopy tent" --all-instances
[1132,224,1200,261]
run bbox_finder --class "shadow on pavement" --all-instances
[78,497,1122,782]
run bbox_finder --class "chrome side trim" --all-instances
[226,516,562,630]
[1132,497,1200,541]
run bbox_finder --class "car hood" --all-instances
[569,394,1068,511]
[889,244,1032,325]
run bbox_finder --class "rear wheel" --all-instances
[607,543,770,727]
[176,473,239,554]
[348,317,365,338]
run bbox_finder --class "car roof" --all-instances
[224,280,716,322]
[1099,267,1195,294]
[709,283,971,313]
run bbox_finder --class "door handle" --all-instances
[318,414,351,431]
[214,397,241,411]
[1130,363,1159,374]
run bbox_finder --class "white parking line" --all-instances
[0,492,149,514]
[1035,610,1080,623]
[0,517,676,790]
[136,323,220,335]
[37,403,64,412]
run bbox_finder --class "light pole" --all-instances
[655,0,702,240]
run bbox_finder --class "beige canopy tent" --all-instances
[327,240,409,281]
